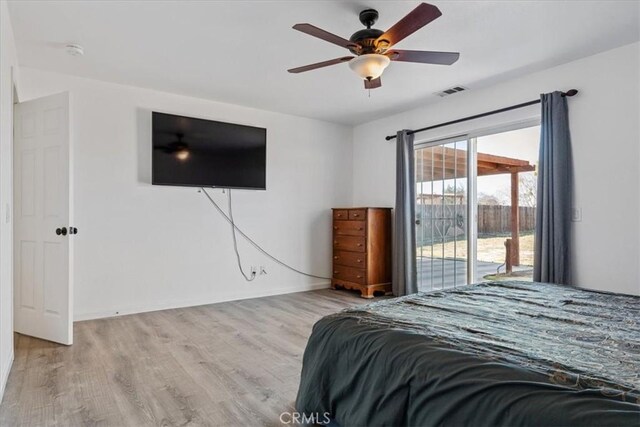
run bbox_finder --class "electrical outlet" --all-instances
[260,266,267,275]
[571,207,582,222]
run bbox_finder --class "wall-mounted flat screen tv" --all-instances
[152,112,266,190]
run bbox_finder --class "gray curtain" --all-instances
[534,91,573,284]
[393,130,418,296]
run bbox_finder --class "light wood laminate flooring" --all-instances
[0,289,370,426]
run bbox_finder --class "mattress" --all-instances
[296,281,640,426]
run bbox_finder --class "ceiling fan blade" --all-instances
[364,77,382,89]
[293,23,360,50]
[376,3,442,48]
[387,49,459,65]
[288,56,354,73]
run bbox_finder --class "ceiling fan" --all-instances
[287,2,459,89]
[154,133,190,161]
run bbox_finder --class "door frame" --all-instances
[413,118,540,286]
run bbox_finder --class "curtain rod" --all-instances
[384,89,578,141]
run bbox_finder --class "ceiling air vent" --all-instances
[435,85,468,97]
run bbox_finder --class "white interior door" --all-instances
[14,92,72,345]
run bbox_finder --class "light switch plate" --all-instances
[571,207,582,222]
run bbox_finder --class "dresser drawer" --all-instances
[333,251,366,268]
[333,236,366,252]
[333,265,366,285]
[349,209,366,220]
[333,210,348,220]
[333,220,366,236]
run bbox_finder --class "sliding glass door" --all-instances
[415,125,540,291]
[415,139,469,290]
[474,127,539,282]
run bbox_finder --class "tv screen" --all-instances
[152,112,266,189]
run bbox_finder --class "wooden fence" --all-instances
[478,205,536,235]
[416,204,535,245]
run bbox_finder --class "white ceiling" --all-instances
[7,1,640,125]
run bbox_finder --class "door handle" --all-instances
[56,227,68,236]
[70,227,78,235]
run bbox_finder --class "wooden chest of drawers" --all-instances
[331,207,392,298]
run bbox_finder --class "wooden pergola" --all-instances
[416,146,535,267]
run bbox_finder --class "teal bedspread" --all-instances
[296,281,640,426]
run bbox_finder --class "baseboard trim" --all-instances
[0,350,14,404]
[74,281,331,321]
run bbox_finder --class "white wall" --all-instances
[18,67,353,320]
[8,23,639,336]
[352,42,640,296]
[0,0,17,401]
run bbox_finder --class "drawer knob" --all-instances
[333,226,338,230]
[357,275,362,279]
[357,243,363,247]
[358,227,363,231]
[353,214,359,217]
[337,214,342,217]
[334,256,339,260]
[357,259,362,263]
[334,270,339,274]
[334,241,337,244]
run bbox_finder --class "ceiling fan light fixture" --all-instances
[175,147,190,161]
[348,54,390,80]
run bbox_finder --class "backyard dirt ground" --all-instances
[419,233,534,266]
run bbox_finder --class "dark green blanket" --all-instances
[296,281,640,426]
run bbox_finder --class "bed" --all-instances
[296,281,640,426]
